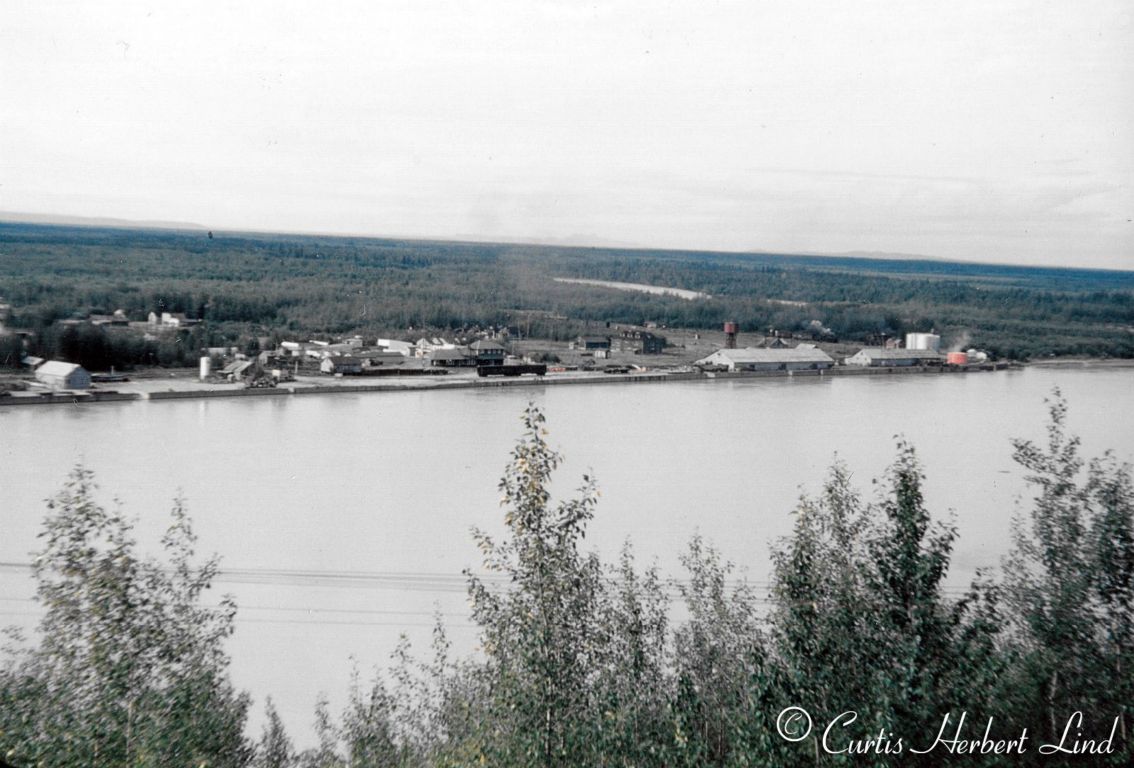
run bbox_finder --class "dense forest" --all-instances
[1,393,1131,767]
[1,222,1132,369]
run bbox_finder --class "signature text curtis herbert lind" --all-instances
[777,709,1120,757]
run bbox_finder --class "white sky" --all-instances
[2,0,1131,268]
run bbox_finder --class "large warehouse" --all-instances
[844,348,944,367]
[695,347,834,372]
[34,361,92,390]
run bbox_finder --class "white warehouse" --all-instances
[35,361,92,390]
[845,348,943,367]
[695,347,834,372]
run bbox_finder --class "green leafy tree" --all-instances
[297,696,343,768]
[771,462,889,764]
[770,446,1003,767]
[1086,452,1134,748]
[465,404,604,767]
[586,546,671,765]
[0,466,251,767]
[1003,390,1133,758]
[864,442,959,742]
[669,537,781,767]
[255,698,298,768]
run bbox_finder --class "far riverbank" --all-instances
[0,360,1024,408]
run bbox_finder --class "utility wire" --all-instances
[0,560,975,594]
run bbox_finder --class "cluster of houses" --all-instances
[14,313,990,391]
[244,335,513,380]
[33,308,201,332]
[148,311,200,329]
[252,330,667,378]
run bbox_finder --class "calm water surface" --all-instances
[2,366,1131,743]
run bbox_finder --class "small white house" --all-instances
[150,311,199,328]
[35,361,92,390]
[162,312,197,328]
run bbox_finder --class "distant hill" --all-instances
[824,249,951,263]
[0,210,206,232]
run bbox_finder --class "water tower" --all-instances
[723,321,739,349]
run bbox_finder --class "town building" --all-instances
[413,337,460,358]
[88,310,130,327]
[845,348,944,367]
[470,339,507,366]
[35,361,92,389]
[576,335,612,350]
[320,356,364,375]
[149,311,200,328]
[695,347,834,372]
[220,360,255,380]
[619,330,666,354]
[377,339,414,356]
[427,348,475,367]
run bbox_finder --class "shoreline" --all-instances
[0,361,1029,408]
[1020,357,1134,369]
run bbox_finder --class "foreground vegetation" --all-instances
[1,223,1132,370]
[2,392,1132,766]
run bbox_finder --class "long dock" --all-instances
[0,362,1019,408]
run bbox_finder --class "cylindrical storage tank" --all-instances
[906,333,941,351]
[199,356,211,380]
[723,321,739,334]
[947,351,968,366]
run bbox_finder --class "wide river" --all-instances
[2,365,1132,744]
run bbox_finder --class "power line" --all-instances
[1,596,465,618]
[225,615,478,628]
[0,561,974,597]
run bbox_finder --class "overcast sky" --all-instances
[2,1,1131,268]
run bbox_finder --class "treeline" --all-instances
[2,393,1130,766]
[2,223,1132,363]
[0,320,265,371]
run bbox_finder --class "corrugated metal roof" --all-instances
[36,360,84,376]
[701,347,834,364]
[221,360,254,375]
[852,348,943,360]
